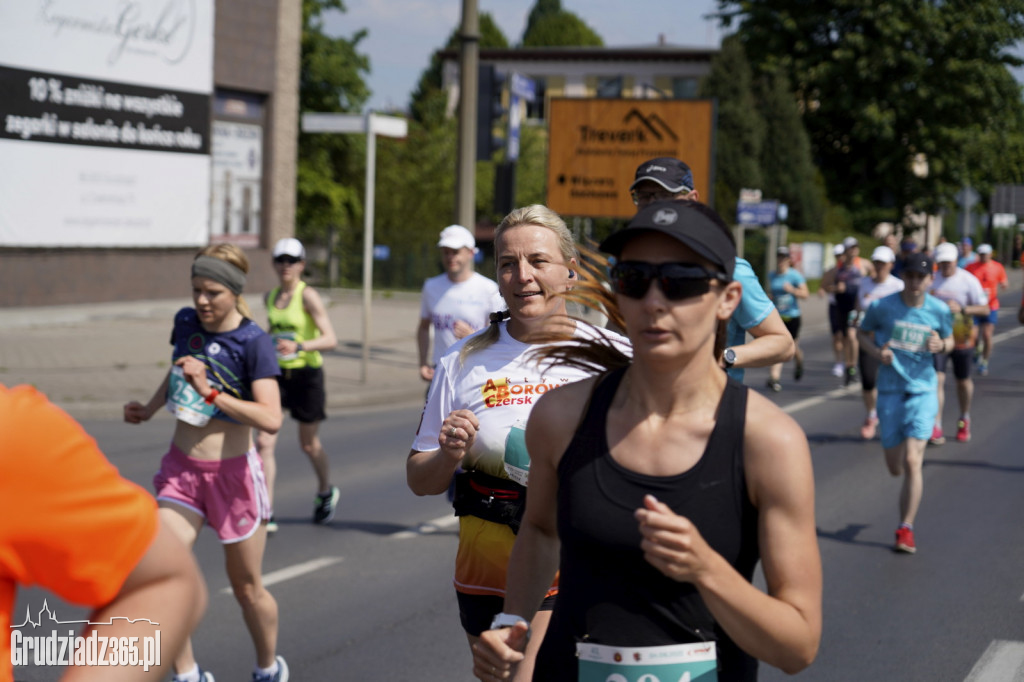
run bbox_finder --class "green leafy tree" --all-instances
[523,0,562,38]
[700,34,764,220]
[716,0,1024,226]
[296,0,371,284]
[409,13,509,125]
[521,11,603,47]
[754,70,824,232]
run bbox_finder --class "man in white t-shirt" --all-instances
[929,242,989,444]
[418,225,502,383]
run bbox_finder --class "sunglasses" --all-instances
[610,261,728,301]
[273,255,302,265]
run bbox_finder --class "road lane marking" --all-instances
[219,556,343,594]
[389,513,459,540]
[782,385,859,415]
[964,640,1024,681]
[993,325,1024,345]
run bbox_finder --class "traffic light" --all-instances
[476,64,506,161]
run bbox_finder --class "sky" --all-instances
[323,1,725,112]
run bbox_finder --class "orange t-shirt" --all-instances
[965,260,1008,311]
[0,385,157,682]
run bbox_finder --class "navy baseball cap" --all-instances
[902,253,934,275]
[599,200,735,280]
[629,157,694,194]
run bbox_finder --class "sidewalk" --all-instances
[0,289,428,420]
[2,268,1018,421]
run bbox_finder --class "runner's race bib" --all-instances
[272,331,300,361]
[166,366,219,427]
[576,641,717,682]
[888,320,931,353]
[503,420,530,486]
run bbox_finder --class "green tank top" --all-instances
[266,281,323,369]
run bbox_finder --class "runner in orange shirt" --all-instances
[0,384,205,682]
[965,244,1009,375]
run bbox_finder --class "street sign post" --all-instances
[301,112,408,383]
[736,200,779,226]
[507,72,535,162]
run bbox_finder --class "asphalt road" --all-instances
[11,287,1024,682]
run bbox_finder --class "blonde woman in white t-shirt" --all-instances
[407,205,627,682]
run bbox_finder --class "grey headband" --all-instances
[192,256,246,295]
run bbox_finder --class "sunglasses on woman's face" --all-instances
[610,261,728,301]
[274,255,301,265]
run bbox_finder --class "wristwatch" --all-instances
[296,342,304,352]
[722,347,737,369]
[490,612,529,633]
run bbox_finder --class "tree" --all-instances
[716,0,1024,226]
[521,11,603,47]
[754,70,825,232]
[700,34,765,220]
[296,0,371,284]
[409,13,509,124]
[523,0,562,39]
[374,16,512,289]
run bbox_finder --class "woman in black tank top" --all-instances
[472,201,821,682]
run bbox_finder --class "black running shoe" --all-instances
[313,486,340,524]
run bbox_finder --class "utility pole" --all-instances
[455,0,479,228]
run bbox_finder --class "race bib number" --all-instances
[576,641,717,682]
[272,331,300,361]
[888,320,931,353]
[503,421,530,486]
[166,366,218,427]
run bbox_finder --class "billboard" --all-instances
[546,98,715,219]
[0,0,214,247]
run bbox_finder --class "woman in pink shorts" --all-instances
[124,243,289,682]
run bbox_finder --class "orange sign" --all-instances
[546,98,715,219]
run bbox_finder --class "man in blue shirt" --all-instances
[628,158,794,381]
[858,253,953,555]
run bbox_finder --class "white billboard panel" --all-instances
[0,0,213,247]
[0,141,209,246]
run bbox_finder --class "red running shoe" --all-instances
[956,417,971,442]
[894,526,916,554]
[928,425,945,446]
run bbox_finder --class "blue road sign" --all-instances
[737,200,779,226]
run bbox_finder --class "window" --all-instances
[596,76,622,98]
[672,77,699,99]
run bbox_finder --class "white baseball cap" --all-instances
[272,237,305,259]
[870,245,895,263]
[833,244,845,256]
[934,242,959,263]
[977,243,993,255]
[437,225,477,252]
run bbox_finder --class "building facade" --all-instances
[0,0,301,307]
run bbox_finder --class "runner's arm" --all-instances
[69,520,207,681]
[124,369,171,423]
[300,285,338,353]
[417,317,433,381]
[202,375,283,434]
[731,309,795,369]
[407,407,479,495]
